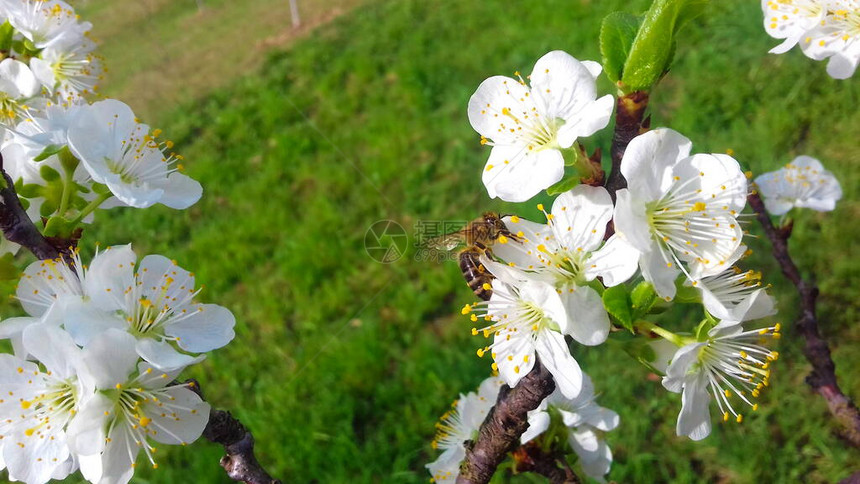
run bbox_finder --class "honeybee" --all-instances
[427,212,517,300]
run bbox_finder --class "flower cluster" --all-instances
[762,0,860,79]
[0,245,235,484]
[0,1,201,260]
[427,46,829,480]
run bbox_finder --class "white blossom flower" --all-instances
[0,252,86,357]
[761,0,827,54]
[662,323,781,440]
[30,38,102,101]
[468,50,614,202]
[67,99,202,209]
[613,128,748,300]
[426,376,503,482]
[691,261,777,325]
[66,329,209,484]
[490,185,639,345]
[465,273,583,399]
[754,155,843,215]
[0,324,93,484]
[64,244,235,370]
[3,0,91,50]
[800,2,860,79]
[521,374,619,482]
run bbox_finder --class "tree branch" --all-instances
[513,442,582,484]
[605,91,649,200]
[0,155,61,260]
[188,380,281,484]
[748,191,860,447]
[457,360,556,484]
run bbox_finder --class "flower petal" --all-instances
[620,128,692,202]
[482,145,564,202]
[552,185,613,253]
[676,373,712,441]
[584,234,640,286]
[535,330,582,399]
[165,304,236,353]
[560,285,609,346]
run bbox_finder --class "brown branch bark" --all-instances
[840,471,860,484]
[0,155,61,260]
[748,191,860,447]
[188,380,281,484]
[457,360,556,484]
[513,442,582,484]
[605,91,650,200]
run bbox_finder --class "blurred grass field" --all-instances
[3,0,860,482]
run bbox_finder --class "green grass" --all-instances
[3,0,860,482]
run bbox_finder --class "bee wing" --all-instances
[425,232,467,251]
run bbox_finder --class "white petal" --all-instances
[535,330,582,399]
[493,330,535,389]
[673,153,747,213]
[552,185,613,253]
[827,50,860,79]
[620,128,692,202]
[62,297,126,346]
[146,386,210,445]
[662,342,704,393]
[21,324,80,378]
[138,255,195,303]
[135,338,204,371]
[85,244,137,312]
[154,172,202,209]
[166,304,236,353]
[81,329,138,389]
[99,423,138,484]
[482,145,564,202]
[0,58,40,98]
[584,234,640,286]
[676,374,712,441]
[612,189,653,253]
[520,409,550,444]
[580,60,603,79]
[468,75,534,144]
[638,249,679,300]
[66,393,112,456]
[530,51,598,123]
[560,285,609,346]
[556,94,614,147]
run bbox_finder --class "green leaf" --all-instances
[42,215,77,238]
[0,21,13,53]
[602,285,633,332]
[33,144,65,162]
[39,165,60,182]
[546,175,580,196]
[0,253,18,280]
[630,281,657,317]
[599,12,642,85]
[622,0,709,92]
[16,182,40,198]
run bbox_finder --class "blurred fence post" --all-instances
[290,0,301,28]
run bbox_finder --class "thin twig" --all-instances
[513,442,582,484]
[457,360,556,484]
[188,380,281,484]
[748,191,860,447]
